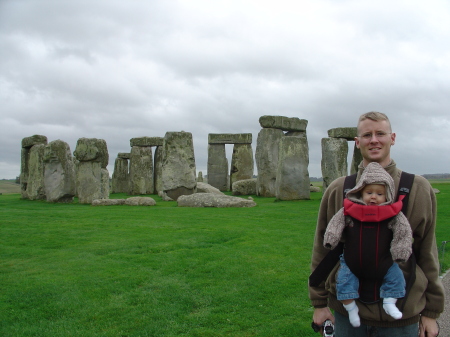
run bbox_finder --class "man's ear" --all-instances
[354,136,360,149]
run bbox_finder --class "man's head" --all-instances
[355,111,396,167]
[361,183,387,205]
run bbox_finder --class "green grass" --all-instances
[1,185,449,337]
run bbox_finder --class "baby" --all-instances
[323,162,413,327]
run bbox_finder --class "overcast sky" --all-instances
[1,0,449,179]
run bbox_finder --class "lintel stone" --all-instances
[208,133,252,144]
[118,152,131,159]
[130,137,164,147]
[22,135,48,148]
[327,127,357,140]
[259,115,307,131]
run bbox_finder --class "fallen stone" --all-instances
[92,199,126,206]
[310,186,321,193]
[177,193,256,208]
[232,178,257,195]
[125,196,156,206]
[196,182,223,194]
[433,188,440,194]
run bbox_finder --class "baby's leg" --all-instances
[337,256,361,327]
[380,263,405,320]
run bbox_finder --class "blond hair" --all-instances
[358,111,392,132]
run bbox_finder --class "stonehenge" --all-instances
[43,140,76,203]
[321,127,362,191]
[207,133,253,192]
[256,115,310,200]
[20,116,361,205]
[20,135,48,200]
[73,138,110,204]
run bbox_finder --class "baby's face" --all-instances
[362,184,387,205]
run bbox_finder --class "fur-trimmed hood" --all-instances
[346,162,395,205]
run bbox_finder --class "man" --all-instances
[309,112,444,336]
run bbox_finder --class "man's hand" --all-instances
[419,316,439,337]
[313,307,334,333]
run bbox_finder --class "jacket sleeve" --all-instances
[388,212,413,262]
[406,175,444,318]
[323,207,346,250]
[309,177,345,308]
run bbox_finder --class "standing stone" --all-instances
[129,146,153,195]
[230,144,254,190]
[321,138,348,191]
[73,138,109,204]
[43,140,76,203]
[161,131,197,200]
[350,143,363,175]
[20,135,48,199]
[73,137,109,169]
[255,128,284,197]
[207,144,228,191]
[111,156,130,194]
[27,144,46,200]
[197,171,204,182]
[275,136,310,200]
[154,146,163,194]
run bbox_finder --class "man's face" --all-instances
[355,119,396,167]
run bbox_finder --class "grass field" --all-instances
[1,182,449,336]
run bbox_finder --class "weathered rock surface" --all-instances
[321,138,348,191]
[232,178,257,196]
[255,128,284,197]
[162,131,197,200]
[275,136,310,200]
[130,137,164,147]
[73,138,109,168]
[207,144,228,191]
[196,182,223,194]
[75,161,109,204]
[125,196,156,206]
[208,133,252,144]
[310,186,321,193]
[154,146,163,194]
[27,144,46,200]
[177,193,256,208]
[350,143,363,175]
[129,146,153,195]
[92,199,126,206]
[230,144,254,190]
[43,140,76,203]
[111,157,129,194]
[259,115,307,132]
[327,127,357,140]
[22,135,48,149]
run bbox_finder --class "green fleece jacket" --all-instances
[309,160,444,328]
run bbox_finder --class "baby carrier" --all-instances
[309,171,415,306]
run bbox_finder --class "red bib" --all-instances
[343,194,405,222]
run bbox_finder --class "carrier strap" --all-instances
[309,171,416,293]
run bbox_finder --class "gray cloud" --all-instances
[1,0,449,179]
